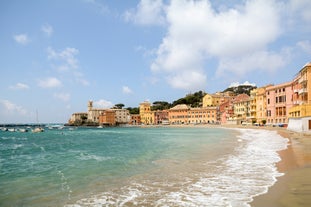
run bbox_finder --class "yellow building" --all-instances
[248,89,257,123]
[255,86,269,124]
[288,62,311,132]
[233,94,250,124]
[202,93,221,107]
[139,101,154,125]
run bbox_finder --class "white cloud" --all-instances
[9,83,30,90]
[38,77,62,88]
[147,0,287,91]
[0,100,27,115]
[13,34,30,45]
[54,92,70,102]
[93,99,114,109]
[41,24,53,37]
[124,0,165,26]
[229,81,256,88]
[122,86,133,94]
[47,47,79,71]
[167,70,207,90]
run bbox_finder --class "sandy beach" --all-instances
[250,127,311,207]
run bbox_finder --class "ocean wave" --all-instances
[77,153,112,162]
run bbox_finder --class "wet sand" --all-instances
[251,128,311,207]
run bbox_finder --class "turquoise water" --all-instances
[0,127,287,206]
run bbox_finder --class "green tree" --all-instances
[127,107,139,114]
[152,101,171,110]
[114,103,125,109]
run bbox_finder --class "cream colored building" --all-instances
[113,109,130,124]
[87,101,106,123]
[69,112,88,124]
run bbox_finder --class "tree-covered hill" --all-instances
[223,85,256,96]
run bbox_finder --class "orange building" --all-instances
[168,104,217,124]
[168,104,190,124]
[99,110,116,126]
[130,114,141,125]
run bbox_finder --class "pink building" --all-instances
[266,81,293,125]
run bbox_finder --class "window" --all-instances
[268,99,270,104]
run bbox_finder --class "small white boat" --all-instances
[19,128,28,133]
[32,127,44,133]
[8,128,15,132]
[1,127,8,131]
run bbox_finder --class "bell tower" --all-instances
[88,100,93,112]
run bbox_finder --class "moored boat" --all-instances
[32,127,44,133]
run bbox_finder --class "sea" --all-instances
[0,126,288,207]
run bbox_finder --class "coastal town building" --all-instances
[99,110,116,126]
[255,85,271,125]
[168,104,217,124]
[113,109,130,125]
[233,94,250,124]
[266,81,293,125]
[68,101,130,126]
[139,101,154,125]
[202,92,234,107]
[203,93,221,107]
[219,100,235,124]
[130,114,141,125]
[248,89,257,123]
[68,112,88,125]
[87,101,106,123]
[168,104,190,124]
[154,110,169,125]
[288,63,311,131]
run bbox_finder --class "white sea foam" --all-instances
[66,129,288,207]
[77,153,112,162]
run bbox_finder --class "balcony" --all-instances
[298,88,308,94]
[298,77,307,84]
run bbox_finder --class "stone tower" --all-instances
[88,100,93,112]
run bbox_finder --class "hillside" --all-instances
[223,85,257,96]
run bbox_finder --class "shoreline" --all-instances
[250,127,311,207]
[163,123,311,206]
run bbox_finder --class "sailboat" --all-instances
[32,110,44,133]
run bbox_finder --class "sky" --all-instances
[1,0,311,123]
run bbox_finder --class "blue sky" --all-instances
[1,0,311,123]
